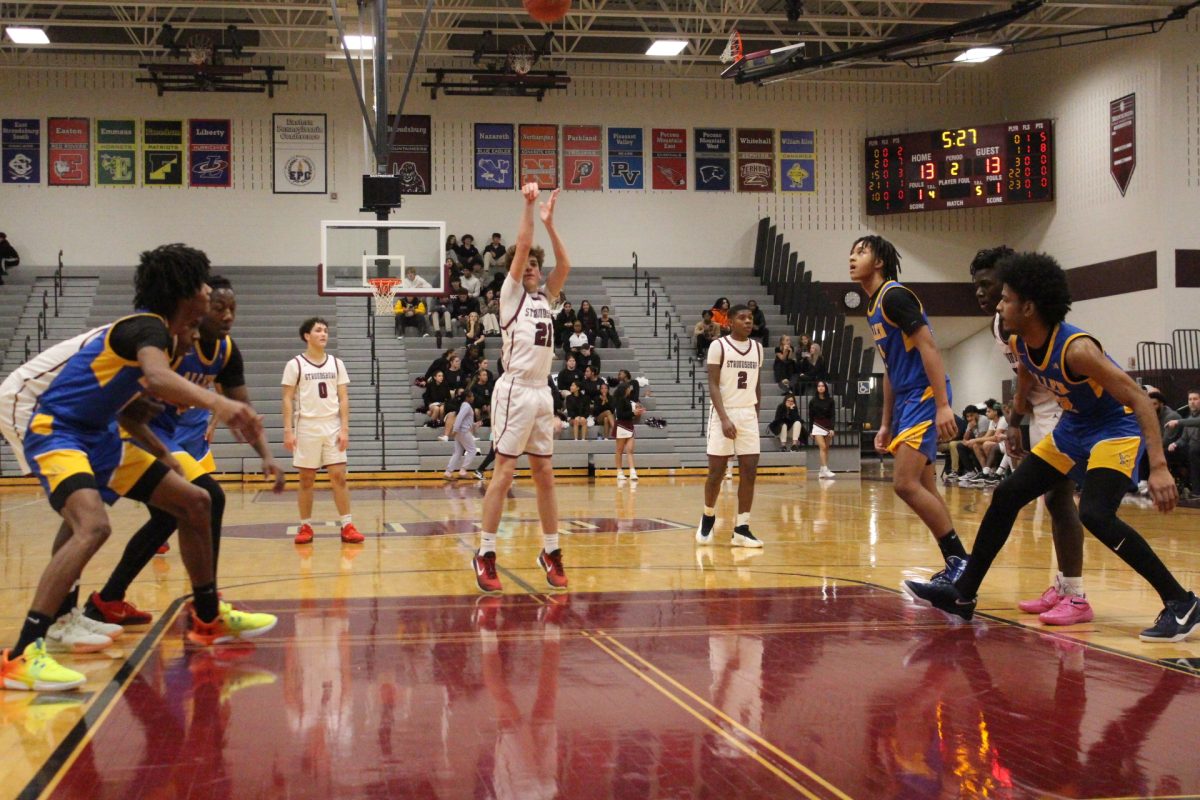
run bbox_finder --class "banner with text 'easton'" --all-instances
[48,117,90,186]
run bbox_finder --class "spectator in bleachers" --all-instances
[564,382,591,440]
[464,311,486,348]
[469,368,494,427]
[449,289,479,332]
[612,376,638,483]
[797,334,812,357]
[486,268,506,297]
[439,355,468,441]
[945,405,984,484]
[795,342,828,390]
[0,232,18,283]
[461,343,484,379]
[711,297,732,335]
[555,301,577,348]
[443,390,480,481]
[1140,390,1182,493]
[557,355,582,394]
[482,232,507,274]
[425,348,456,381]
[693,310,720,357]
[774,335,796,389]
[567,320,590,360]
[1164,389,1200,496]
[445,235,460,265]
[480,289,501,336]
[594,382,616,439]
[769,393,804,451]
[747,299,769,345]
[428,291,453,337]
[580,365,602,403]
[400,265,431,294]
[454,234,483,271]
[422,370,450,427]
[596,306,621,348]
[576,342,601,376]
[577,300,599,343]
[459,266,482,298]
[967,400,1004,484]
[810,380,837,478]
[393,295,429,337]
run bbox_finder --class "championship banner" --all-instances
[188,119,231,187]
[143,120,184,186]
[2,119,40,184]
[474,123,514,190]
[1110,93,1135,196]
[47,117,90,186]
[780,130,816,193]
[736,128,775,192]
[562,125,602,191]
[387,114,432,194]
[95,119,137,187]
[651,128,687,190]
[519,124,559,189]
[272,113,327,194]
[607,127,643,190]
[694,128,731,192]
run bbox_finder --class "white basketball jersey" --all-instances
[0,325,107,443]
[707,336,762,409]
[499,274,555,383]
[992,314,1054,407]
[282,354,348,421]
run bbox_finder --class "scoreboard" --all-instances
[865,119,1054,215]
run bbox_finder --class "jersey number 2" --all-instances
[318,382,328,399]
[534,322,551,348]
[737,371,748,389]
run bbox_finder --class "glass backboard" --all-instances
[318,220,447,296]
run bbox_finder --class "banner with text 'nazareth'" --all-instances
[48,117,90,186]
[562,125,602,191]
[2,119,40,184]
[143,120,183,186]
[474,123,514,190]
[96,119,137,187]
[189,119,231,187]
[273,113,327,194]
[519,124,559,189]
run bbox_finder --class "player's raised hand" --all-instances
[539,188,561,225]
[521,182,540,203]
[214,396,263,443]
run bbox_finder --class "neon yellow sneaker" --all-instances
[187,601,278,646]
[2,639,86,692]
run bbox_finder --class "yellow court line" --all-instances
[579,630,828,800]
[35,604,184,800]
[598,631,855,800]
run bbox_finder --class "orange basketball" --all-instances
[523,0,571,24]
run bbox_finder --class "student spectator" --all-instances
[770,393,804,451]
[796,342,829,390]
[400,266,431,295]
[576,342,601,376]
[579,365,602,402]
[393,295,429,337]
[425,348,456,381]
[555,301,577,348]
[1164,389,1200,496]
[564,382,591,440]
[423,371,450,427]
[567,320,589,360]
[461,344,484,379]
[594,382,616,439]
[774,335,796,389]
[966,401,1004,484]
[577,300,599,342]
[809,380,837,477]
[0,232,18,283]
[797,334,812,357]
[557,355,582,394]
[449,289,479,331]
[945,405,984,484]
[454,234,483,270]
[439,355,467,441]
[445,235,460,265]
[463,311,486,348]
[482,232,507,274]
[469,368,494,426]
[693,309,720,357]
[747,299,769,345]
[710,297,731,334]
[1140,390,1183,494]
[480,289,501,335]
[460,267,482,298]
[428,293,453,336]
[596,306,621,348]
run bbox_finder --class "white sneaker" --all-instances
[47,611,113,653]
[438,434,449,441]
[1137,480,1149,496]
[629,470,638,482]
[695,514,716,545]
[731,526,764,549]
[616,471,626,482]
[70,607,123,641]
[819,467,835,479]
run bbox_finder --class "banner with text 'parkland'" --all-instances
[48,117,90,186]
[562,125,602,191]
[694,128,731,192]
[188,119,231,187]
[2,119,40,184]
[474,124,515,190]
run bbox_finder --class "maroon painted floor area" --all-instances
[45,588,1200,799]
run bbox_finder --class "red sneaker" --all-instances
[340,523,364,544]
[537,549,568,590]
[156,543,170,556]
[86,591,152,625]
[294,523,314,545]
[472,552,502,593]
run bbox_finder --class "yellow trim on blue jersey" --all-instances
[919,385,934,402]
[1087,436,1141,477]
[1032,434,1075,476]
[89,313,170,388]
[194,335,231,368]
[32,449,93,493]
[1029,324,1059,372]
[198,450,217,474]
[30,413,53,436]
[106,442,158,497]
[1058,332,1092,385]
[866,280,897,317]
[172,451,209,483]
[888,420,932,454]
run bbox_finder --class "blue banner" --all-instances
[780,130,816,193]
[607,127,644,190]
[474,123,515,189]
[694,128,731,192]
[188,119,231,187]
[2,118,40,184]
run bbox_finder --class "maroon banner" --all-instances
[736,128,774,192]
[651,128,687,190]
[48,117,90,186]
[562,125,601,190]
[386,114,432,195]
[1110,93,1135,197]
[519,124,559,189]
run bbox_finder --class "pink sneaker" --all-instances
[1018,585,1062,614]
[1038,595,1095,626]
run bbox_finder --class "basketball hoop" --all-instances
[719,29,743,64]
[367,278,403,316]
[187,33,215,66]
[507,43,535,76]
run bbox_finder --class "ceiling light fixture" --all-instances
[5,27,50,45]
[953,46,1003,63]
[342,34,376,51]
[646,40,687,57]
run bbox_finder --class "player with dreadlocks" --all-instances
[850,235,966,580]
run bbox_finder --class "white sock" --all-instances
[340,514,353,527]
[703,505,716,517]
[479,531,497,556]
[983,468,993,475]
[736,512,751,528]
[1060,576,1084,597]
[300,518,312,527]
[543,533,560,553]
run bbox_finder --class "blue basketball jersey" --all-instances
[151,334,234,442]
[867,281,933,394]
[1011,322,1132,425]
[34,313,175,431]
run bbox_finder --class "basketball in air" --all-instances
[523,0,571,23]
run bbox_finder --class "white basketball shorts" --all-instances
[707,405,760,457]
[293,416,347,469]
[491,375,556,458]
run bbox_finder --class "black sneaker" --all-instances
[902,579,976,622]
[930,555,968,585]
[695,514,716,545]
[731,525,763,549]
[1140,592,1200,643]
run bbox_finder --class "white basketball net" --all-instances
[508,43,535,75]
[369,279,402,316]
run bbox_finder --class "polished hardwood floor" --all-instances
[2,469,1198,799]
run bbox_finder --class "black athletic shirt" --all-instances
[197,336,246,390]
[109,316,172,360]
[872,284,927,336]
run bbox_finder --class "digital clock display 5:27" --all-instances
[865,119,1054,215]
